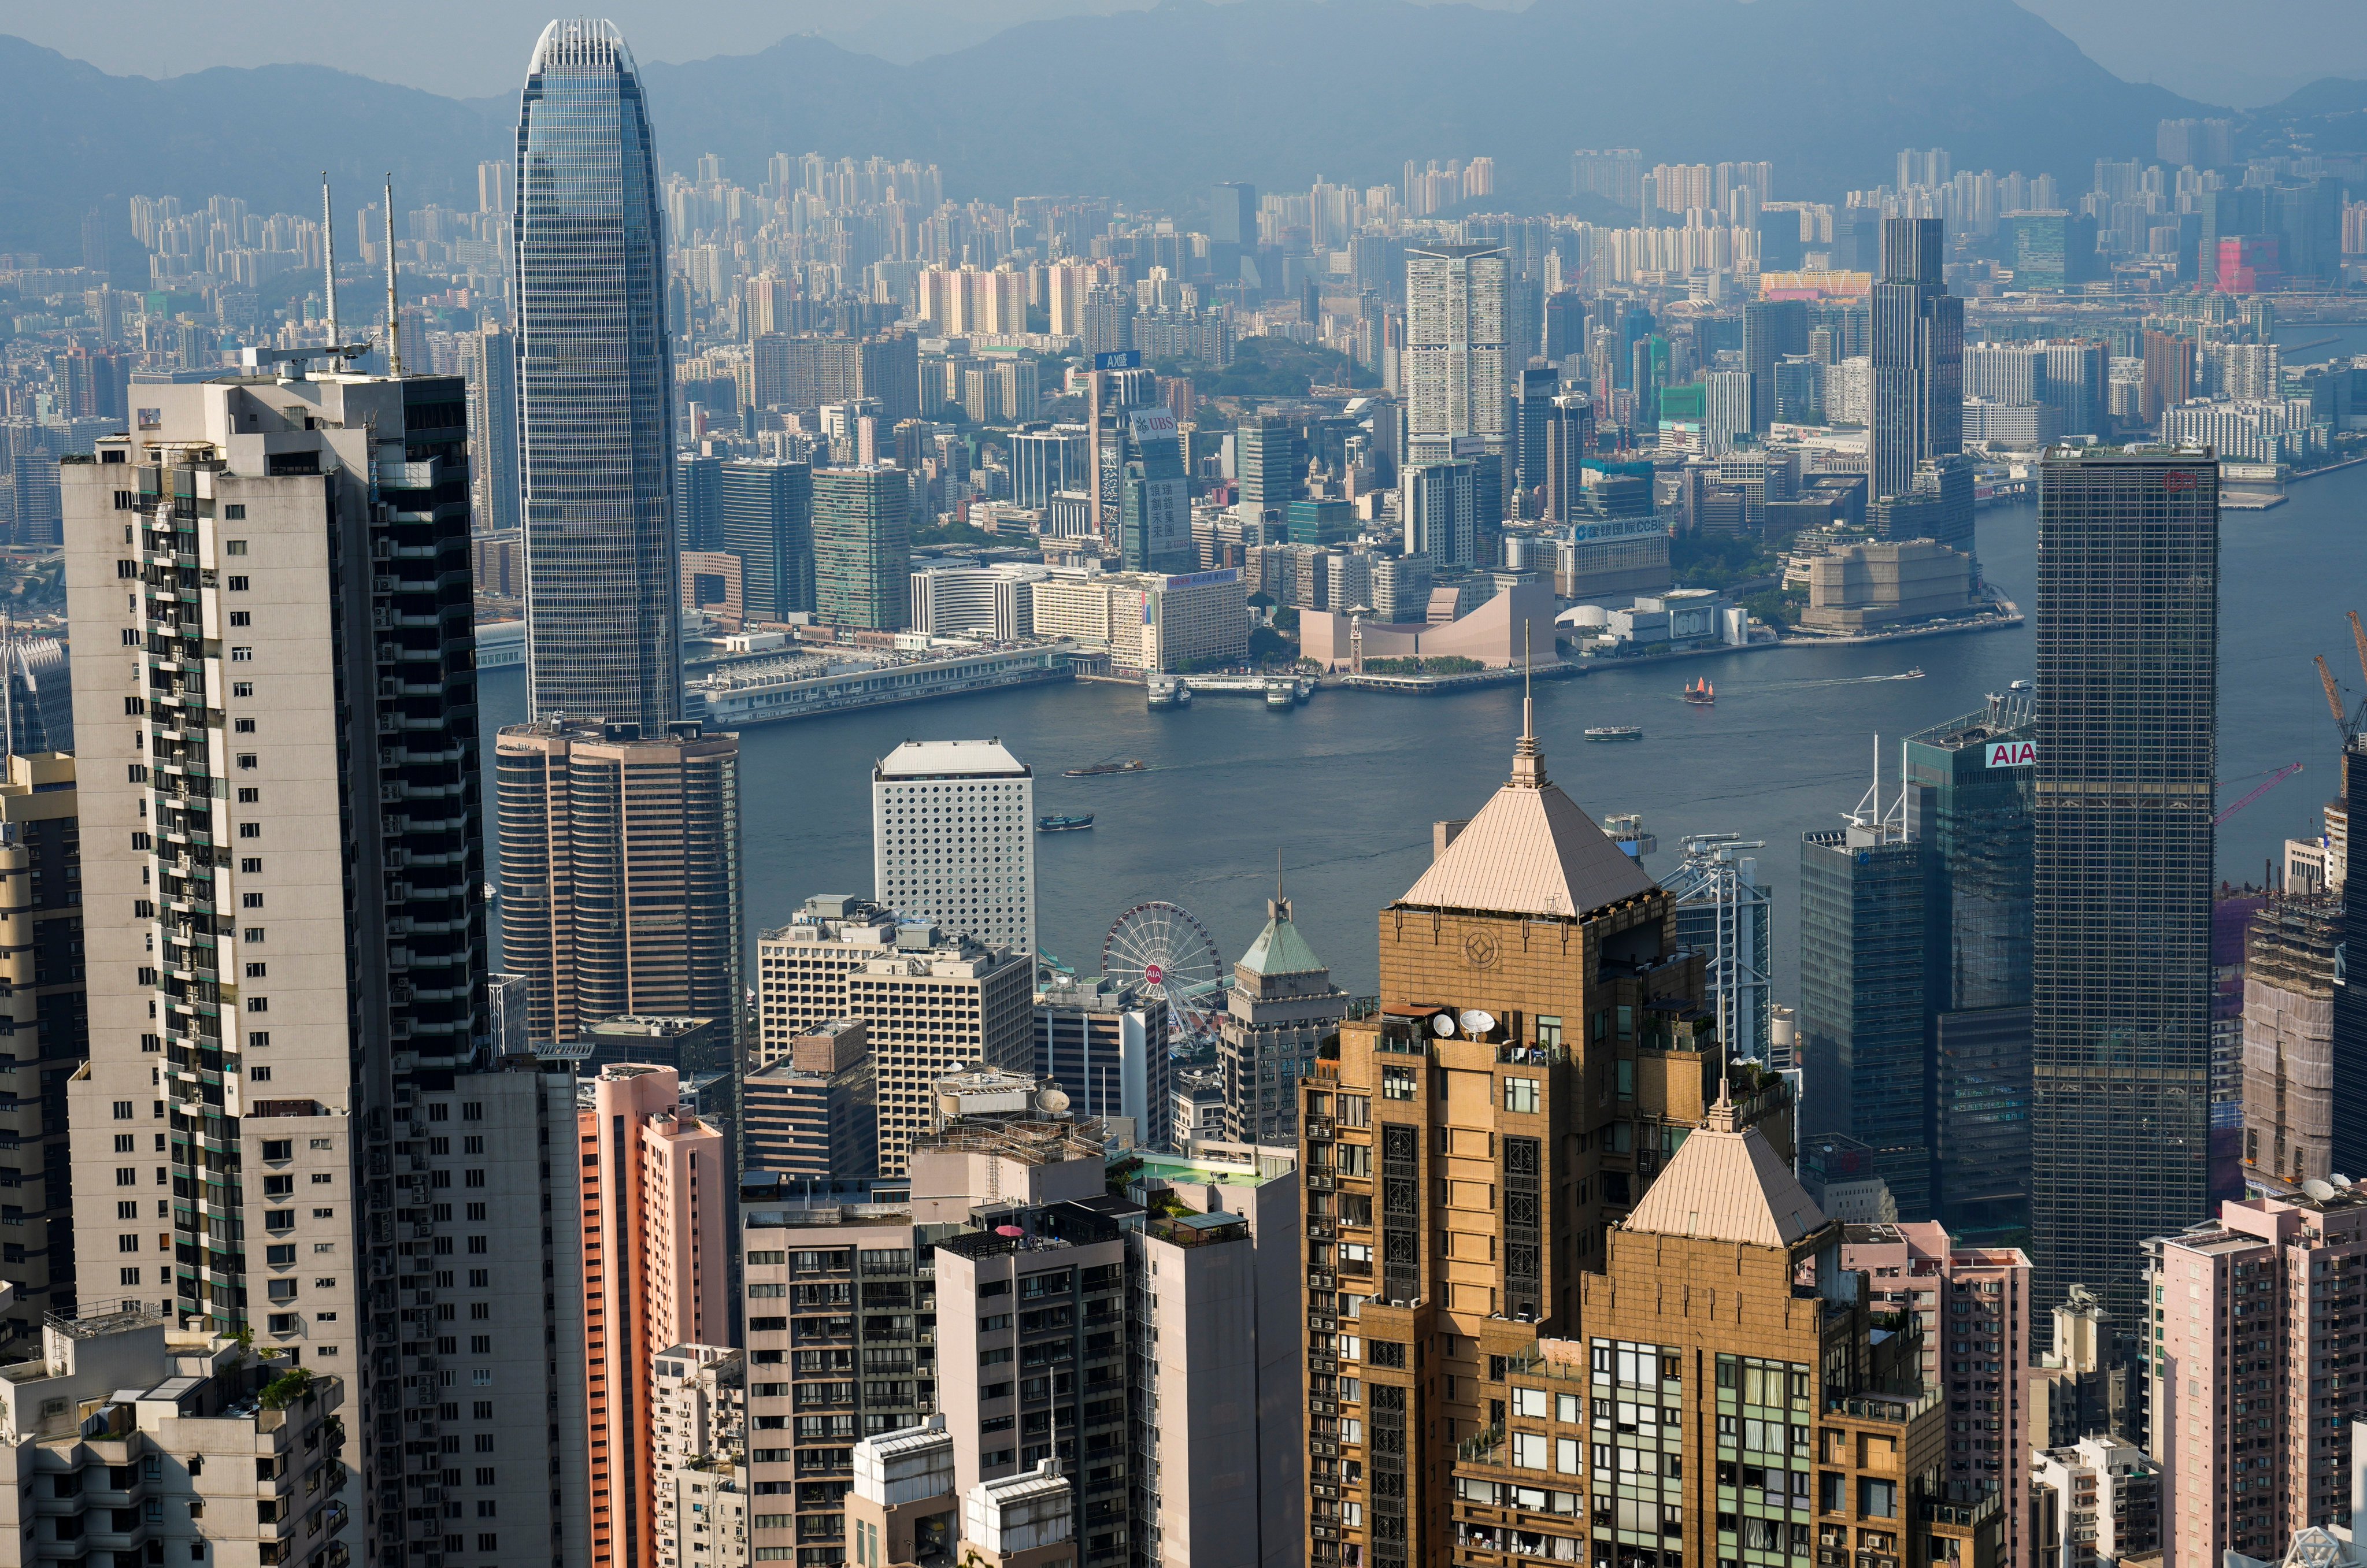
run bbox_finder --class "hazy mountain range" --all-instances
[0,0,2349,268]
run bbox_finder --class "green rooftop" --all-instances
[1238,899,1328,977]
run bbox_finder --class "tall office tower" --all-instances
[1538,395,1594,525]
[2144,1193,2367,1568]
[1209,182,1257,281]
[2031,446,2218,1321]
[754,895,1035,1175]
[1511,365,1557,509]
[1233,415,1299,524]
[1540,290,1588,365]
[1218,887,1349,1147]
[1741,297,1807,434]
[463,323,521,535]
[1439,1102,2005,1568]
[1703,369,1752,456]
[813,467,911,631]
[496,717,742,1051]
[2239,894,2341,1195]
[580,1063,728,1568]
[1298,717,1796,1568]
[872,739,1035,956]
[1839,1221,2033,1562]
[1033,974,1168,1138]
[1403,243,1509,465]
[1400,458,1479,566]
[514,18,679,731]
[651,1344,750,1568]
[2335,738,2367,1180]
[1800,790,1931,1219]
[675,450,723,554]
[2,634,74,755]
[1868,216,1962,504]
[1663,833,1775,1066]
[61,379,591,1568]
[1117,409,1192,575]
[0,754,81,1348]
[1904,698,2035,1237]
[720,458,814,622]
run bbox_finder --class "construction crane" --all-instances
[2214,762,2305,826]
[2318,654,2357,745]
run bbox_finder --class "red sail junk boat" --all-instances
[1683,677,1714,705]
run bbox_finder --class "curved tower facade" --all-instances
[514,18,680,731]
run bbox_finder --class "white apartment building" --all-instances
[755,895,1035,1173]
[873,739,1035,955]
[60,369,591,1567]
[653,1343,749,1568]
[1028,570,1247,674]
[1403,242,1509,460]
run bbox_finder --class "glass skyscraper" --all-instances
[1868,217,1962,505]
[514,18,679,732]
[2030,446,2218,1324]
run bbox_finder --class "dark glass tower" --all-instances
[1905,697,2035,1237]
[514,18,679,731]
[1868,217,1962,504]
[1799,813,1929,1218]
[2333,738,2367,1179]
[2029,446,2218,1323]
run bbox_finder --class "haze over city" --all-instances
[0,6,2363,1568]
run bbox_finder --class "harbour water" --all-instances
[479,457,2367,1003]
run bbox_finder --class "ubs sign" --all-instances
[1986,739,2036,769]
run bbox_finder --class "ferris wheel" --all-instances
[1102,900,1225,1047]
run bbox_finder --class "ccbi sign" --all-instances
[1986,739,2036,769]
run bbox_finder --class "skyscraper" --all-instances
[1403,242,1509,464]
[719,457,814,622]
[495,717,744,1053]
[514,18,680,731]
[1741,297,1807,434]
[1218,887,1349,1147]
[462,322,521,535]
[61,375,591,1566]
[872,739,1035,956]
[813,466,912,631]
[1868,217,1962,504]
[2031,446,2218,1321]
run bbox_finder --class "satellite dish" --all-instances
[2335,1174,2355,1190]
[1459,1009,1497,1037]
[1431,1013,1456,1037]
[1036,1083,1072,1115]
[2305,1179,2338,1202]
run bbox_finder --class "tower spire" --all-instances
[1511,619,1547,788]
[320,174,340,350]
[382,174,403,377]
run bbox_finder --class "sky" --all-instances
[5,0,2362,106]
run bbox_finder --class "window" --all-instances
[240,859,262,874]
[121,1267,141,1285]
[232,682,253,698]
[243,894,264,909]
[1556,1437,1581,1475]
[261,1140,291,1160]
[233,718,255,734]
[230,647,253,662]
[236,754,257,770]
[1380,1065,1415,1100]
[228,611,250,627]
[239,823,260,838]
[1503,1077,1540,1114]
[266,1245,295,1265]
[1536,1015,1563,1047]
[226,576,249,591]
[247,1032,270,1048]
[245,928,265,941]
[1859,1478,1897,1518]
[1511,1432,1549,1470]
[470,1335,491,1354]
[247,998,269,1013]
[114,1134,135,1152]
[1512,1387,1547,1419]
[237,788,259,803]
[468,1236,487,1254]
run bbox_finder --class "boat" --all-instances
[1036,814,1095,833]
[1584,726,1644,742]
[1887,668,1927,680]
[1265,680,1297,710]
[1064,757,1147,777]
[2009,679,2032,692]
[1683,677,1715,705]
[1146,676,1191,709]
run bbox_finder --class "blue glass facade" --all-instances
[514,19,680,731]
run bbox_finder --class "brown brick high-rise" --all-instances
[1299,710,1794,1568]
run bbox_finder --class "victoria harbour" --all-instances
[481,456,2367,1000]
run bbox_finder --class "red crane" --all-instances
[2214,762,2305,826]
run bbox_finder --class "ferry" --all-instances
[1064,757,1147,777]
[1146,676,1192,709]
[1265,681,1297,711]
[1683,678,1714,705]
[1584,726,1644,742]
[1036,814,1095,833]
[1883,668,1927,681]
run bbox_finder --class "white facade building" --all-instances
[874,739,1035,955]
[1403,242,1509,459]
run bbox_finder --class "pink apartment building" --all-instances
[1840,1220,2032,1563]
[581,1064,731,1568]
[2146,1193,2367,1568]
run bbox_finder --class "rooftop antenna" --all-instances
[1511,620,1547,788]
[320,174,340,351]
[382,173,403,378]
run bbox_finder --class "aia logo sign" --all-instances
[2164,470,2199,493]
[1986,740,2036,769]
